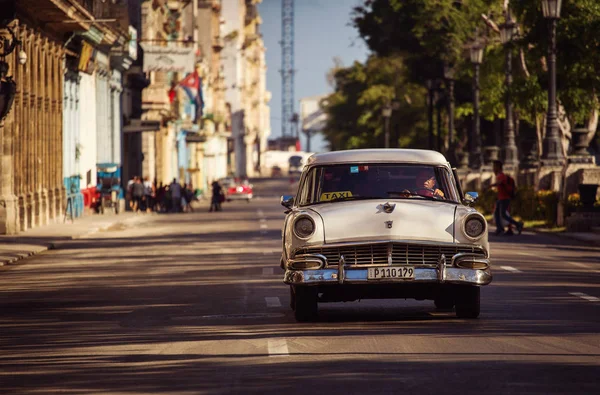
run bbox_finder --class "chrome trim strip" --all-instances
[437,254,446,282]
[283,266,493,286]
[338,255,346,284]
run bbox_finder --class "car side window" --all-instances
[297,168,314,206]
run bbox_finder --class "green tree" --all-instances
[322,56,427,150]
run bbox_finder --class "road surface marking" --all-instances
[263,251,273,255]
[260,223,268,229]
[268,339,289,357]
[568,261,590,269]
[569,292,600,302]
[262,267,274,275]
[257,209,264,217]
[265,296,282,307]
[501,266,522,273]
[259,218,267,223]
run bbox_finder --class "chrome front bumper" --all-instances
[283,254,492,286]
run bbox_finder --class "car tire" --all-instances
[434,295,454,310]
[455,286,480,319]
[293,286,318,322]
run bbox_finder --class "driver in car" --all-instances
[414,170,445,199]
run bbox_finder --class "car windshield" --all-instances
[297,164,460,205]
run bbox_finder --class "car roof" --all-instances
[306,149,449,166]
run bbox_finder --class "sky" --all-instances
[257,0,369,152]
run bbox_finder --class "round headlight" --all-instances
[294,217,315,239]
[464,216,486,239]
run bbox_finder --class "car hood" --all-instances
[308,199,457,244]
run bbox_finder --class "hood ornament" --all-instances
[382,202,396,213]
[385,220,393,229]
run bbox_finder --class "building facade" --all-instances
[221,0,271,178]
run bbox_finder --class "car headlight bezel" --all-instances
[293,215,316,239]
[462,213,487,240]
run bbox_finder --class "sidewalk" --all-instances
[0,212,147,267]
[529,228,600,247]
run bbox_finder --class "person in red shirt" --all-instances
[491,160,523,235]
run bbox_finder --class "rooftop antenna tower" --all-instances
[281,0,296,139]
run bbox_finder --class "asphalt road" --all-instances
[1,178,599,394]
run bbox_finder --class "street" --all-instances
[0,178,599,395]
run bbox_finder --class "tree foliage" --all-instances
[322,0,600,151]
[322,56,427,150]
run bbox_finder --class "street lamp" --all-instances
[499,9,519,169]
[382,103,392,149]
[469,41,484,170]
[425,79,435,150]
[443,63,456,155]
[540,0,564,164]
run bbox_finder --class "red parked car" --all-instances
[221,177,253,202]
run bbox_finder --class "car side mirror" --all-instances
[281,195,294,210]
[463,192,479,206]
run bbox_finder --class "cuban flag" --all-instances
[178,71,204,122]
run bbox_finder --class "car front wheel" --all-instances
[434,295,454,310]
[455,286,480,319]
[293,286,318,322]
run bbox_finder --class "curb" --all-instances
[1,214,147,267]
[0,242,55,267]
[487,221,600,247]
[526,227,600,247]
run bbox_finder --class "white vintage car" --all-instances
[280,149,492,322]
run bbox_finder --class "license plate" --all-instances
[368,266,415,280]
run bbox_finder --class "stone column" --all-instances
[0,26,18,234]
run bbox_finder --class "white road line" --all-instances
[257,209,265,217]
[569,292,600,302]
[568,261,591,269]
[262,267,274,275]
[500,266,522,273]
[263,251,273,255]
[260,223,268,229]
[259,218,267,223]
[265,296,282,307]
[268,339,289,357]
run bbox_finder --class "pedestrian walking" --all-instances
[209,180,223,212]
[131,177,144,213]
[170,178,182,213]
[183,184,195,213]
[143,176,153,212]
[126,176,135,210]
[490,160,523,236]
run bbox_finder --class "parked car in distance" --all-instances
[221,177,253,202]
[280,149,491,322]
[271,165,283,177]
[288,155,304,175]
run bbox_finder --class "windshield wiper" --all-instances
[326,196,382,203]
[386,191,443,201]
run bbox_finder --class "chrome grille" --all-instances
[296,243,486,266]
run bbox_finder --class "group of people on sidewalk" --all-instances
[126,177,198,214]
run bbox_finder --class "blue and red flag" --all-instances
[178,71,204,122]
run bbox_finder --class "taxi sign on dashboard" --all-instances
[320,191,353,201]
